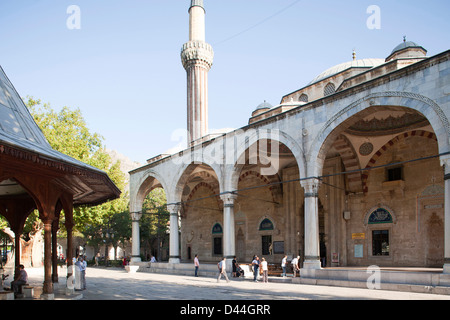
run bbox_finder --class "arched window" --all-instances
[324,83,336,97]
[368,208,393,224]
[259,218,274,231]
[299,93,308,102]
[212,223,223,255]
[259,218,274,255]
[212,223,223,234]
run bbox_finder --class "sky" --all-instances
[0,0,449,165]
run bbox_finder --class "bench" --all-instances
[268,264,283,276]
[21,285,34,298]
[0,291,14,300]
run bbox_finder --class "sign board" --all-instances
[273,241,284,254]
[352,233,365,239]
[354,244,363,258]
[332,253,339,263]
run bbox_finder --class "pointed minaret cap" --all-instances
[190,0,205,11]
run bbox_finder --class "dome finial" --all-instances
[352,49,356,61]
[403,35,406,42]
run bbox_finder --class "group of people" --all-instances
[6,255,89,297]
[194,254,302,283]
[282,255,301,278]
[251,255,269,282]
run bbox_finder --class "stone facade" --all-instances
[129,2,450,273]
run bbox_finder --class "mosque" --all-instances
[129,0,450,278]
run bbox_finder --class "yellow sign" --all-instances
[352,233,365,240]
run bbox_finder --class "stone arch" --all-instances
[172,153,224,205]
[132,169,169,214]
[238,170,280,204]
[361,130,437,193]
[184,181,221,213]
[308,92,450,178]
[226,128,305,192]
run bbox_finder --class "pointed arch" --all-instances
[308,92,450,178]
[361,130,437,193]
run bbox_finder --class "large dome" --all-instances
[308,58,385,85]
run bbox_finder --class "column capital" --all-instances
[441,154,450,176]
[130,211,142,222]
[220,193,238,206]
[166,203,181,214]
[301,178,321,197]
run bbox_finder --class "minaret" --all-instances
[181,0,214,146]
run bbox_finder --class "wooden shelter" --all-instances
[0,66,120,298]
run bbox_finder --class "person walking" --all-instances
[291,255,300,277]
[281,255,287,277]
[194,254,200,277]
[217,257,230,283]
[261,257,268,283]
[252,256,260,282]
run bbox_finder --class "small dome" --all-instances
[386,39,427,62]
[390,40,426,55]
[251,101,273,118]
[255,101,273,110]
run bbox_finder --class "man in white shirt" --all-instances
[281,255,287,277]
[291,256,300,277]
[217,257,230,283]
[261,257,268,283]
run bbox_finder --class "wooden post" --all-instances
[52,219,59,283]
[42,220,54,299]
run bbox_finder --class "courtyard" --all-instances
[8,266,450,301]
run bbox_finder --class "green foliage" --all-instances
[140,188,170,260]
[24,97,128,236]
[26,97,103,164]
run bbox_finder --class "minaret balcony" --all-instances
[181,40,214,70]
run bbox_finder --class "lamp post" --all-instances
[102,217,115,267]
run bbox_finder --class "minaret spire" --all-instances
[181,0,214,146]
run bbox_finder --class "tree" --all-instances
[24,97,128,233]
[0,97,131,266]
[140,188,170,261]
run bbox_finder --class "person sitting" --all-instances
[10,264,28,297]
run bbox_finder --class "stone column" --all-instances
[130,211,142,263]
[301,178,322,269]
[167,204,181,264]
[442,157,450,274]
[221,194,237,262]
